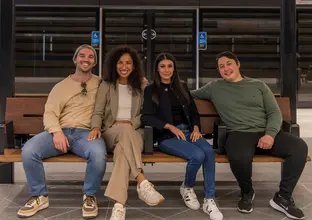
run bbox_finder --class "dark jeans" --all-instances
[224,130,308,199]
[159,124,216,198]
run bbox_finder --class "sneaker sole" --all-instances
[237,192,255,214]
[139,195,165,206]
[269,199,305,220]
[17,202,49,218]
[82,209,98,219]
[179,189,200,210]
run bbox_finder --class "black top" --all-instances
[141,82,201,143]
[161,82,189,126]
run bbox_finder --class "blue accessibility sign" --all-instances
[198,32,207,50]
[91,31,100,48]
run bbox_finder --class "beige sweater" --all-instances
[44,74,101,133]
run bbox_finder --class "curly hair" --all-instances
[102,45,143,95]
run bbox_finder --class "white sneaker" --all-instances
[137,180,165,206]
[180,183,200,210]
[110,203,126,220]
[203,198,224,220]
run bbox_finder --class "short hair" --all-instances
[215,51,239,68]
[72,44,97,65]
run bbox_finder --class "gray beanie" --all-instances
[72,44,97,65]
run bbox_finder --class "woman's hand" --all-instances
[165,124,186,140]
[88,127,102,141]
[190,126,202,142]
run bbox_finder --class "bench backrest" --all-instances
[5,97,291,135]
[195,97,291,134]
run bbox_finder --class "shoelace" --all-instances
[205,199,219,212]
[140,182,155,198]
[184,188,197,203]
[280,196,298,209]
[111,207,125,220]
[84,196,96,208]
[242,193,254,203]
[25,196,40,208]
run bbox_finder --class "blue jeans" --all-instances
[22,128,107,196]
[159,124,215,198]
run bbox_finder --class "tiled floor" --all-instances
[0,130,311,219]
[1,180,312,220]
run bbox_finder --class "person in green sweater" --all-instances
[191,51,308,220]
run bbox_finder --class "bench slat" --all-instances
[1,149,310,163]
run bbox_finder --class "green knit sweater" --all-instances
[191,77,282,137]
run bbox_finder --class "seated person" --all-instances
[141,52,223,220]
[88,45,164,220]
[191,51,308,220]
[18,44,107,219]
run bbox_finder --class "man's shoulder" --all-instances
[244,76,264,84]
[51,76,71,90]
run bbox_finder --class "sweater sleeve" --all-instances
[90,82,109,130]
[43,85,64,133]
[141,86,167,131]
[190,81,214,100]
[262,83,282,138]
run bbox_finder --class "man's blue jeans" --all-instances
[159,124,216,198]
[21,128,107,196]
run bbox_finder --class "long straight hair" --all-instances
[152,53,190,105]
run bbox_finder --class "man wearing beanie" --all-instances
[17,44,106,219]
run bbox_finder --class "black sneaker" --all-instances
[237,190,255,213]
[269,192,305,220]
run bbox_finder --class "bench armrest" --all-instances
[0,121,14,155]
[143,126,154,155]
[282,121,300,137]
[213,119,227,155]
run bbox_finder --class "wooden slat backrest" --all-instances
[5,96,291,135]
[195,97,291,134]
[5,97,47,134]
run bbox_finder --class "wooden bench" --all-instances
[0,97,310,164]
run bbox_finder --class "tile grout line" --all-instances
[163,208,191,220]
[300,183,312,195]
[46,208,81,219]
[3,197,46,219]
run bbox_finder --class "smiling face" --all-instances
[217,56,242,82]
[74,48,96,74]
[116,53,134,80]
[157,59,174,84]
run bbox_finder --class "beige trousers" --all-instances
[103,124,144,204]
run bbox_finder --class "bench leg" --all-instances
[0,163,14,184]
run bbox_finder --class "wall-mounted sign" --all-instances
[198,32,207,50]
[91,31,100,48]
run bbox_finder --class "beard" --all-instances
[77,65,92,74]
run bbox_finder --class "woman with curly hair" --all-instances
[88,46,164,220]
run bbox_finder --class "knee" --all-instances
[292,138,308,159]
[88,141,107,167]
[191,150,205,164]
[228,153,251,166]
[21,140,38,161]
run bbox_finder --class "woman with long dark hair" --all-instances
[88,46,164,220]
[142,53,223,220]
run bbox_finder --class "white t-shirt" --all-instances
[116,84,132,121]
